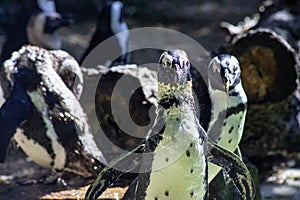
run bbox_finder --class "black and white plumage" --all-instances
[0,45,106,177]
[206,55,247,183]
[27,0,74,50]
[85,49,255,200]
[80,1,129,66]
[0,0,73,64]
[27,12,63,50]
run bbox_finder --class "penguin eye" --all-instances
[166,61,171,67]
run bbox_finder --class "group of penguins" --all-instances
[0,1,256,200]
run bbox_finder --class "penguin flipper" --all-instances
[85,144,145,200]
[0,84,32,162]
[221,146,243,185]
[206,139,255,200]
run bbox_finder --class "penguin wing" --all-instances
[0,83,32,162]
[85,144,145,200]
[206,139,255,200]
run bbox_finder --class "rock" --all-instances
[80,65,157,159]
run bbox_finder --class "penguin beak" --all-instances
[221,68,230,92]
[223,80,230,93]
[224,84,229,92]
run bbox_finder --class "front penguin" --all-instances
[85,49,255,200]
[130,49,208,200]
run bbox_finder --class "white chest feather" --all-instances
[14,128,53,168]
[217,111,246,151]
[145,105,207,200]
[14,91,66,170]
[208,83,247,147]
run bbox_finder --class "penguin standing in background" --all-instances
[0,0,37,64]
[80,1,129,66]
[0,0,74,64]
[206,55,248,183]
[26,0,74,50]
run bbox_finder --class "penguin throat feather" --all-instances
[157,81,193,109]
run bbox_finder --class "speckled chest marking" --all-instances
[207,82,247,182]
[144,103,207,200]
[208,83,247,149]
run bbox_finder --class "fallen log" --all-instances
[219,0,300,159]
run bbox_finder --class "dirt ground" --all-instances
[0,1,264,199]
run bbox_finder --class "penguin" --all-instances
[0,0,38,64]
[206,55,247,183]
[80,1,129,66]
[84,49,255,200]
[0,45,106,179]
[0,0,73,64]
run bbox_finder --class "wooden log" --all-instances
[219,0,300,159]
[231,28,298,104]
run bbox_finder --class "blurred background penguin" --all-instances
[0,0,74,64]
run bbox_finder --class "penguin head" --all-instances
[208,54,241,92]
[111,1,126,24]
[158,49,191,86]
[157,49,193,105]
[37,0,60,18]
[14,67,41,91]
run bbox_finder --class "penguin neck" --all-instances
[157,81,196,121]
[158,81,193,107]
